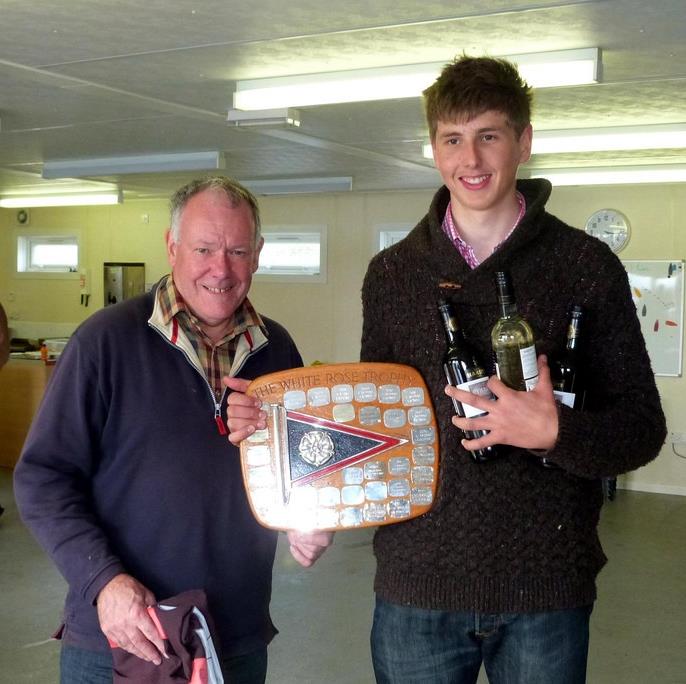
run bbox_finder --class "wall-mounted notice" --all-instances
[623,260,684,377]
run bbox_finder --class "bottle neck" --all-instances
[443,317,461,345]
[494,272,518,318]
[566,316,582,351]
[498,296,518,318]
[438,304,461,345]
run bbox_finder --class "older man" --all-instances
[0,301,9,369]
[14,177,332,683]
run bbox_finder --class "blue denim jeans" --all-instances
[60,643,268,683]
[60,646,112,684]
[371,597,592,684]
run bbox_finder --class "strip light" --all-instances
[0,192,122,208]
[532,123,686,154]
[241,177,352,195]
[42,151,224,179]
[423,122,686,159]
[227,108,301,127]
[233,48,599,110]
[528,165,686,186]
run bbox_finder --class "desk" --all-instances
[0,358,54,468]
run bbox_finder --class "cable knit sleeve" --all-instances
[540,247,666,479]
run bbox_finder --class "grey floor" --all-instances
[1,467,684,683]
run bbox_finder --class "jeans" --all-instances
[60,646,112,684]
[371,597,592,684]
[60,643,268,683]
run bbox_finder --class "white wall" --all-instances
[1,182,684,494]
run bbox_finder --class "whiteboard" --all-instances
[623,260,684,377]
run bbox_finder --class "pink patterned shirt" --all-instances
[442,191,526,268]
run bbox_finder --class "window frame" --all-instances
[255,224,327,283]
[14,228,83,279]
[375,223,413,252]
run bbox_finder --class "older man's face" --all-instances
[166,189,262,343]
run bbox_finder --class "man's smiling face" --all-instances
[431,110,532,216]
[166,189,262,343]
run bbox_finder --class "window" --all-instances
[256,226,326,282]
[376,223,412,252]
[17,234,79,273]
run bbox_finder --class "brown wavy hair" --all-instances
[423,55,532,141]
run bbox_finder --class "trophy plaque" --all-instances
[239,363,439,531]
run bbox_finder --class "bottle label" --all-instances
[553,390,575,408]
[456,377,494,418]
[519,345,539,391]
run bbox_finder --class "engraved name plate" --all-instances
[331,384,354,403]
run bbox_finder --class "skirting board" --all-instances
[617,481,686,497]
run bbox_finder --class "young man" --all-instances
[360,56,666,683]
[14,177,332,683]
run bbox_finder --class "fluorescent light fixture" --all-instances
[233,48,599,110]
[532,123,686,154]
[509,48,599,88]
[0,191,122,207]
[42,151,224,179]
[422,122,686,159]
[227,108,301,127]
[529,164,686,186]
[241,176,352,195]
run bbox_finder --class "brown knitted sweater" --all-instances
[361,179,666,612]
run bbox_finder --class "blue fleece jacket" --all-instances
[14,288,302,656]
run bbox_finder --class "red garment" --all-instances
[110,590,223,683]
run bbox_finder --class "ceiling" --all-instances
[1,0,685,201]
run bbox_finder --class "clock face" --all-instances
[584,209,631,254]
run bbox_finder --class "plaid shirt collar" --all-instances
[156,274,265,346]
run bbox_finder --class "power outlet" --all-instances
[670,431,686,444]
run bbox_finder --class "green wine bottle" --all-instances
[438,299,499,463]
[551,305,586,410]
[543,304,586,469]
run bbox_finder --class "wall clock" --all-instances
[584,208,631,254]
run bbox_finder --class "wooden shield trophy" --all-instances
[239,363,438,531]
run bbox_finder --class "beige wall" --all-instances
[1,182,684,493]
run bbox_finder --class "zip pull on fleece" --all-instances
[215,405,227,435]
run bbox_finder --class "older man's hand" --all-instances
[96,573,166,665]
[223,376,267,445]
[286,530,335,567]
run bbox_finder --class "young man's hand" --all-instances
[445,354,559,452]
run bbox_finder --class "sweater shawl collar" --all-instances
[413,178,554,306]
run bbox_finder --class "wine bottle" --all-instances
[550,304,585,410]
[438,299,499,463]
[491,271,539,391]
[541,305,586,469]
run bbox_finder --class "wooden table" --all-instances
[0,358,54,469]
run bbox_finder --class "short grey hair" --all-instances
[169,176,261,245]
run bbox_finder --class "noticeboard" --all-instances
[623,260,684,377]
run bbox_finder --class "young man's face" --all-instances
[166,189,263,343]
[431,110,532,216]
